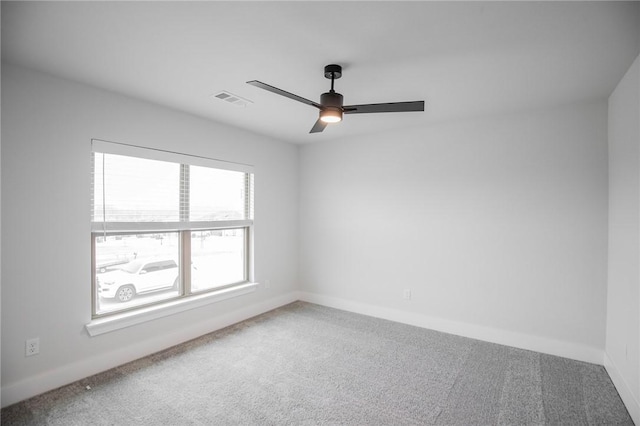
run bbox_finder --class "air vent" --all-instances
[211,91,253,108]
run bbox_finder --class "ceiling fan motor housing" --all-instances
[320,91,344,122]
[321,91,343,108]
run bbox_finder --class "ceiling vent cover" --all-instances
[212,91,253,108]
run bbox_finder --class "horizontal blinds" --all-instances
[91,140,254,233]
[92,139,254,174]
[91,220,252,233]
[93,152,180,223]
[247,173,255,221]
[189,165,247,222]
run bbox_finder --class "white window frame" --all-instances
[87,139,256,334]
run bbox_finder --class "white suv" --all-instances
[97,258,178,302]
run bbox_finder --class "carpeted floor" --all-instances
[1,301,633,425]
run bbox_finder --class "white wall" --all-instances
[299,101,609,363]
[0,64,299,406]
[605,54,640,422]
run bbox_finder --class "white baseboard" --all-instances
[298,292,603,365]
[2,291,610,410]
[604,352,640,424]
[1,291,300,408]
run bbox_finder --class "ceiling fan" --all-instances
[247,64,425,134]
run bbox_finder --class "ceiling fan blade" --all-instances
[343,101,425,114]
[246,80,322,109]
[309,118,328,133]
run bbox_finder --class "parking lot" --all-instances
[95,232,244,315]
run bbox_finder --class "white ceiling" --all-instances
[2,1,639,144]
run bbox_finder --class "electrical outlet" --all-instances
[26,338,40,357]
[264,280,271,289]
[403,289,412,300]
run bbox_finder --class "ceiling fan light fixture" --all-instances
[320,107,343,123]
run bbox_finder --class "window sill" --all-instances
[85,282,259,337]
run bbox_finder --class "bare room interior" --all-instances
[1,1,640,424]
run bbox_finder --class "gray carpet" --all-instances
[1,302,633,425]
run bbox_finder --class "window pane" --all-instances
[94,232,180,315]
[191,229,246,292]
[93,153,180,222]
[190,166,247,221]
[91,142,255,318]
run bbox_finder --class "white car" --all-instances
[97,258,178,302]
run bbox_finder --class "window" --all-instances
[91,140,254,317]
